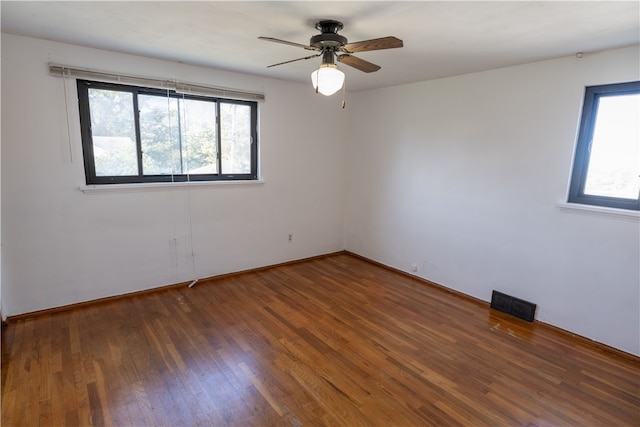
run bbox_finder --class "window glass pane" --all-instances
[139,95,181,175]
[221,103,252,174]
[180,98,218,174]
[88,88,137,176]
[79,80,257,184]
[584,94,640,199]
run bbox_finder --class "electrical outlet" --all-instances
[411,263,418,272]
[288,234,293,243]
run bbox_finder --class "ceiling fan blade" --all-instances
[343,36,403,53]
[267,53,322,68]
[337,55,381,73]
[258,36,317,51]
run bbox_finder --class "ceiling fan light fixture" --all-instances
[311,64,345,96]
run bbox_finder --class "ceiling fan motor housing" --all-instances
[315,20,343,33]
[310,20,347,49]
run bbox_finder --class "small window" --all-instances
[568,81,640,210]
[77,80,258,184]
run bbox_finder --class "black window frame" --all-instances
[77,79,258,185]
[568,80,640,211]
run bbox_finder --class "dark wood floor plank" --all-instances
[2,253,639,426]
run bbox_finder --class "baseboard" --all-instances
[5,251,345,323]
[346,251,640,363]
[5,280,191,323]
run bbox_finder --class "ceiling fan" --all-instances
[259,20,403,97]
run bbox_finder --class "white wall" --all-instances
[1,34,347,316]
[346,45,640,356]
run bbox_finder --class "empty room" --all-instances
[1,1,639,426]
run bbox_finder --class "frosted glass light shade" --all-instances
[311,64,345,96]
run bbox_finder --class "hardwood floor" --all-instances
[2,253,639,426]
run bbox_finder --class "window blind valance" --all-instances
[48,63,265,102]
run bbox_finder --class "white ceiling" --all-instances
[2,1,639,92]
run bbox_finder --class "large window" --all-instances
[568,81,640,210]
[77,80,258,184]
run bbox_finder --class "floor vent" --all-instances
[490,290,536,322]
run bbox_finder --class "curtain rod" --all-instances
[49,63,265,102]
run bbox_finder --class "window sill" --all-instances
[556,202,639,220]
[80,179,266,194]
